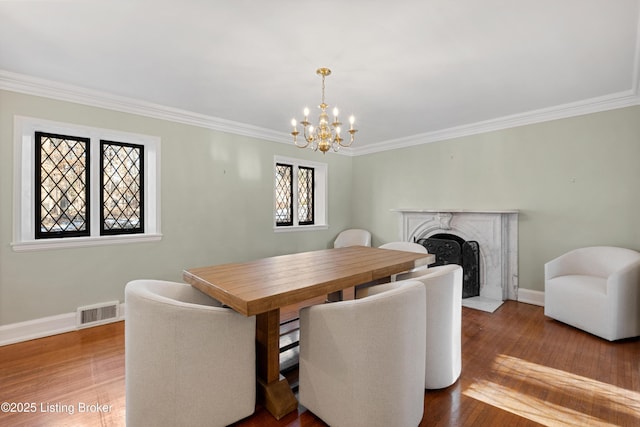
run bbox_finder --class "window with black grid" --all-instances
[100,140,144,235]
[275,160,318,228]
[35,132,90,239]
[275,163,293,226]
[14,117,160,251]
[297,166,314,225]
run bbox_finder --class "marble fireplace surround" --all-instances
[393,209,519,310]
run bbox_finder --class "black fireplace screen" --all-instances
[416,234,480,298]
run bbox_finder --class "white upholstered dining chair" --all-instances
[125,280,256,427]
[544,246,640,341]
[361,264,463,389]
[333,228,372,248]
[379,241,430,281]
[299,280,426,427]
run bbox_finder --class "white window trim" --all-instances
[273,155,328,232]
[12,116,162,252]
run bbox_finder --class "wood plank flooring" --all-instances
[1,301,638,426]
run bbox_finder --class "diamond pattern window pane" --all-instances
[101,140,144,234]
[298,166,314,225]
[36,132,89,238]
[275,163,293,226]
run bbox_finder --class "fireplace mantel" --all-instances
[392,209,519,303]
[392,209,519,214]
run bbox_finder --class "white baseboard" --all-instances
[0,303,125,347]
[0,291,545,346]
[517,288,545,307]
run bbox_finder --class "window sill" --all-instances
[273,224,329,233]
[11,233,163,252]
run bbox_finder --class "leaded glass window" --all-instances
[275,161,316,227]
[15,117,159,250]
[275,163,293,226]
[100,140,144,235]
[35,132,90,238]
[273,156,326,229]
[298,166,314,225]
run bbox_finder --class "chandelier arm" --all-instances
[336,133,353,147]
[306,125,321,151]
[303,125,314,144]
[293,126,313,148]
[294,137,311,149]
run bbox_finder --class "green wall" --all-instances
[0,90,353,325]
[351,106,640,293]
[2,89,639,326]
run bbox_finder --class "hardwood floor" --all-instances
[1,301,638,426]
[0,322,125,427]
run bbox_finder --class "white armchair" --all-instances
[125,280,256,427]
[333,228,371,248]
[299,280,426,427]
[362,264,463,389]
[544,246,640,341]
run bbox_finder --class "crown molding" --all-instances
[1,69,638,158]
[351,90,640,156]
[355,5,640,156]
[0,69,293,144]
[0,69,359,156]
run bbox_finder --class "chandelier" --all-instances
[291,68,357,153]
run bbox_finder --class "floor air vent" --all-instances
[77,301,120,328]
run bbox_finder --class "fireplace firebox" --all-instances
[417,234,480,298]
[393,209,518,311]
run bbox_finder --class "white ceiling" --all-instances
[1,0,639,155]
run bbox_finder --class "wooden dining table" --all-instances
[182,245,435,420]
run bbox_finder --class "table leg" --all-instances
[327,286,356,302]
[255,309,298,420]
[342,286,355,300]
